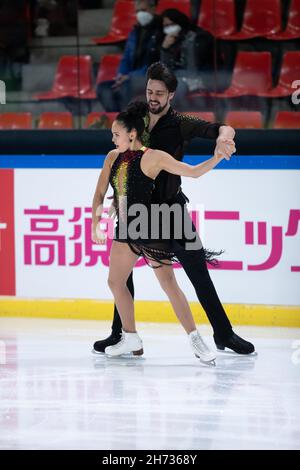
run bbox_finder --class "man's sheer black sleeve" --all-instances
[179,113,223,141]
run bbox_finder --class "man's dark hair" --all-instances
[146,62,178,92]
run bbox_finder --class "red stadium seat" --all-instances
[258,52,300,97]
[225,111,263,128]
[197,0,237,38]
[211,52,272,97]
[268,0,300,39]
[35,56,96,100]
[226,0,281,39]
[96,54,122,84]
[85,112,118,128]
[93,0,136,44]
[0,113,32,129]
[273,112,300,129]
[182,111,215,122]
[157,0,191,17]
[38,112,73,129]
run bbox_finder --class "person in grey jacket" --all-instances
[97,0,162,112]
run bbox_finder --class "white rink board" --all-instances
[14,169,300,305]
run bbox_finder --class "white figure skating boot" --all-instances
[105,330,143,357]
[189,330,216,365]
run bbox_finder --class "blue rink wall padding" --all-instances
[1,155,300,169]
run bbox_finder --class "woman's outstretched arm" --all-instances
[155,143,235,179]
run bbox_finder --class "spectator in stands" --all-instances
[159,8,220,110]
[96,0,162,112]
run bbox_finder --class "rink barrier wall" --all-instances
[0,129,299,156]
[0,297,299,327]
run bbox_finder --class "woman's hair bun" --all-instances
[115,101,148,140]
[126,101,149,119]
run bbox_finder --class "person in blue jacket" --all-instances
[97,0,162,112]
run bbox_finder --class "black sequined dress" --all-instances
[110,146,177,265]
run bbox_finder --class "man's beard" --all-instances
[148,100,169,115]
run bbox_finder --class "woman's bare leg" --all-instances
[108,241,139,332]
[151,261,197,334]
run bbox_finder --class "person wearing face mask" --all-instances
[160,8,222,110]
[96,0,162,112]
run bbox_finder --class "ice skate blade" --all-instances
[216,348,258,356]
[105,348,144,358]
[195,354,216,366]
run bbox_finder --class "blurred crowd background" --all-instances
[0,0,299,129]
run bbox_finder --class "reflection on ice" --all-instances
[0,318,299,450]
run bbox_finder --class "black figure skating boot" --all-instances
[92,307,123,353]
[214,332,255,355]
[93,331,122,354]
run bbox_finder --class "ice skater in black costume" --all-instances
[92,62,255,355]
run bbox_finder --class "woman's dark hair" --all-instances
[116,101,149,139]
[161,8,193,32]
[146,62,178,92]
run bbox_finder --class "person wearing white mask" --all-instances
[160,8,222,110]
[97,0,162,112]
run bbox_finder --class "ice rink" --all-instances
[0,318,299,450]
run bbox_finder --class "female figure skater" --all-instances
[92,102,233,365]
